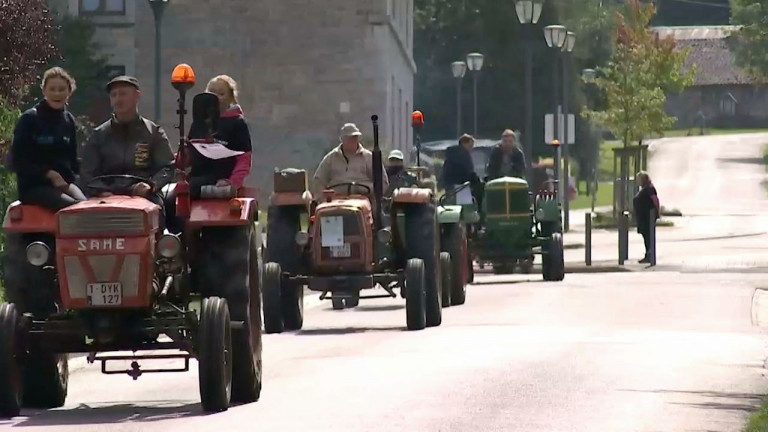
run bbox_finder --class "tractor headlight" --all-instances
[295,231,309,246]
[377,228,392,244]
[158,234,181,258]
[26,242,50,267]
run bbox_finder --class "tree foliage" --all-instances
[0,0,58,106]
[729,0,768,80]
[582,0,693,146]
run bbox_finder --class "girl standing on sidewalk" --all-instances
[633,171,660,263]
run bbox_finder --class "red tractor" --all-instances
[262,115,446,333]
[0,64,262,416]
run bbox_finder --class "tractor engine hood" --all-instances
[57,195,161,237]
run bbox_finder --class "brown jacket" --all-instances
[313,144,389,197]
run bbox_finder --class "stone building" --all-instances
[51,0,416,198]
[653,26,768,129]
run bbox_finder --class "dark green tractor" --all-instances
[475,176,565,281]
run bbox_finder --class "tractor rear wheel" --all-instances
[0,303,22,418]
[198,297,232,413]
[265,206,304,330]
[542,233,565,282]
[404,203,441,328]
[262,262,284,334]
[443,223,468,306]
[197,226,262,404]
[22,351,67,409]
[404,259,426,331]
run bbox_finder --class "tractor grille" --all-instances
[312,210,370,272]
[62,254,142,299]
[59,212,146,236]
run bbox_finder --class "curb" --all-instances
[565,264,635,273]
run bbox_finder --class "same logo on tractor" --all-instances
[77,239,126,251]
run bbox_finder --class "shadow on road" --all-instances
[351,305,404,312]
[718,156,766,165]
[617,389,763,413]
[4,401,208,427]
[470,278,538,286]
[295,326,405,336]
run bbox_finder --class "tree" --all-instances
[583,0,693,147]
[0,99,19,288]
[0,0,58,106]
[729,0,768,80]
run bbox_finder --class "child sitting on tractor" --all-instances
[184,75,253,197]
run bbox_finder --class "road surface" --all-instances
[3,272,768,432]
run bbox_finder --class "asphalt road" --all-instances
[2,272,766,431]
[3,133,768,431]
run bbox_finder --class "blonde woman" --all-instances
[632,171,660,263]
[10,67,86,210]
[186,75,252,194]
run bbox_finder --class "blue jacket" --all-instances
[442,144,478,189]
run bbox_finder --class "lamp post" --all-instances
[560,31,576,232]
[514,0,544,181]
[148,0,169,121]
[543,24,567,225]
[466,53,484,137]
[451,61,467,138]
[582,68,597,212]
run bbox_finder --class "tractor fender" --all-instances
[437,205,462,224]
[187,198,258,228]
[2,201,56,233]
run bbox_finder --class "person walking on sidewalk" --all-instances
[633,171,660,263]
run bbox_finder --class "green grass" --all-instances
[570,181,614,210]
[649,127,768,138]
[745,396,768,432]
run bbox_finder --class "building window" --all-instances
[398,88,403,150]
[104,65,126,79]
[405,101,410,155]
[391,76,396,149]
[720,92,737,117]
[80,0,126,15]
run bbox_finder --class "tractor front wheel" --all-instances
[198,297,232,413]
[0,303,22,418]
[262,263,285,334]
[443,224,468,306]
[439,252,452,309]
[405,259,427,331]
[404,203,441,328]
[542,233,565,282]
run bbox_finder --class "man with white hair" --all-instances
[486,129,526,180]
[313,123,388,197]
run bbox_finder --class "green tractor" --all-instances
[474,176,565,281]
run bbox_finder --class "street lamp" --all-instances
[148,0,170,121]
[560,31,576,232]
[451,61,467,138]
[514,0,544,181]
[466,53,484,137]
[544,24,567,228]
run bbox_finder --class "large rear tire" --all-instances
[443,223,468,306]
[197,226,262,405]
[22,351,67,409]
[265,206,304,330]
[198,297,232,413]
[404,203,441,328]
[439,252,451,309]
[404,259,426,331]
[0,303,22,418]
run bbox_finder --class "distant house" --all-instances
[652,26,767,129]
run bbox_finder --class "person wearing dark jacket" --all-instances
[486,129,526,180]
[79,75,175,198]
[442,134,480,190]
[10,67,86,211]
[186,75,253,197]
[632,171,660,264]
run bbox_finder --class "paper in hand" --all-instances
[191,140,245,160]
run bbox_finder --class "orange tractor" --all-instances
[0,64,262,416]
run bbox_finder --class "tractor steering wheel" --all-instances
[86,174,157,195]
[327,182,372,196]
[439,182,472,207]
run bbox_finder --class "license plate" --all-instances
[86,282,123,306]
[329,244,351,258]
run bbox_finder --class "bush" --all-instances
[0,100,20,288]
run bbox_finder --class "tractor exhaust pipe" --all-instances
[371,115,383,233]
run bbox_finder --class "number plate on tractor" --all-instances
[87,282,123,306]
[329,244,351,258]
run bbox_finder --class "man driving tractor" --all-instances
[486,129,526,180]
[384,149,418,195]
[79,76,176,201]
[312,122,389,197]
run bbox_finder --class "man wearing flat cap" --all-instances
[313,123,388,197]
[79,75,175,200]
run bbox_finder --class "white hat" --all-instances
[340,123,362,137]
[388,149,404,160]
